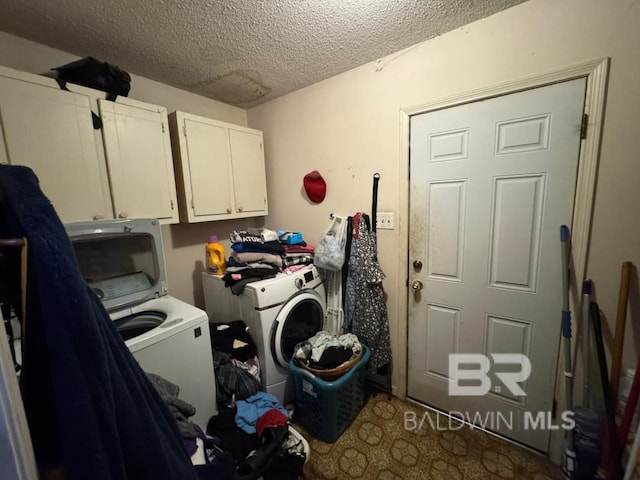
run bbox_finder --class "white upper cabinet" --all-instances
[0,66,180,225]
[99,98,179,224]
[169,111,268,223]
[0,74,112,222]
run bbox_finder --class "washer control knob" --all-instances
[294,278,304,289]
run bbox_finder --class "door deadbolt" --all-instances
[413,260,423,271]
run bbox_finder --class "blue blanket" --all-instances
[0,165,198,479]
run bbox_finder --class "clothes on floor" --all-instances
[184,423,207,457]
[214,351,261,407]
[344,213,392,373]
[235,392,289,434]
[262,452,306,480]
[231,355,260,383]
[206,406,305,480]
[146,372,197,440]
[210,320,257,362]
[256,408,289,438]
[206,406,260,463]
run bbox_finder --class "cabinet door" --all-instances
[181,117,235,219]
[229,128,268,215]
[0,76,112,222]
[99,99,179,224]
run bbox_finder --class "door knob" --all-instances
[413,260,423,271]
[412,280,423,291]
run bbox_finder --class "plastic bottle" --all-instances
[206,236,226,275]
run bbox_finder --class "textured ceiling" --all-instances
[0,0,527,108]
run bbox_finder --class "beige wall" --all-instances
[248,0,640,396]
[0,31,264,307]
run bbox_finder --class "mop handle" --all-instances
[560,226,575,457]
[560,226,571,339]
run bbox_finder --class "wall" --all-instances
[247,0,640,398]
[0,31,263,307]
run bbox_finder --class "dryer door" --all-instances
[272,291,325,368]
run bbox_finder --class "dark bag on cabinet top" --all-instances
[51,56,131,101]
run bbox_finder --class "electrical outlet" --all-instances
[376,212,395,230]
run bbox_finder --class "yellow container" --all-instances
[206,236,226,275]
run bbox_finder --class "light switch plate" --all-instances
[376,212,395,230]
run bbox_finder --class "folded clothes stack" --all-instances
[222,228,315,293]
[223,228,283,293]
[277,230,314,269]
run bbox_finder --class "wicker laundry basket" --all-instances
[295,347,363,381]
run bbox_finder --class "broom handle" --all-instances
[619,360,640,457]
[611,261,632,407]
[582,280,593,408]
[623,426,640,480]
[592,301,621,478]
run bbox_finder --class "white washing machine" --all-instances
[203,265,326,404]
[65,219,217,428]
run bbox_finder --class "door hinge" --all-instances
[580,113,589,139]
[183,124,187,136]
[190,198,195,209]
[162,122,166,133]
[170,199,174,210]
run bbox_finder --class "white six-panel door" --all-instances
[408,78,586,451]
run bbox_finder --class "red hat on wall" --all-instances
[303,170,326,203]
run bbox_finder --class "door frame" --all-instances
[396,58,609,455]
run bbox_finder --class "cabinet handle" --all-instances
[93,213,104,220]
[118,212,128,219]
[237,205,243,212]
[226,207,231,214]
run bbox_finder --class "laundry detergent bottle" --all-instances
[206,235,226,275]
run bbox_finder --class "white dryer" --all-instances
[203,265,326,404]
[66,219,217,428]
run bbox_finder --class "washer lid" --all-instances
[65,219,168,312]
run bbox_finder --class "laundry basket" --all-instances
[289,345,370,443]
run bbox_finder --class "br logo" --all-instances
[448,354,532,396]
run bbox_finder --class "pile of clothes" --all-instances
[207,320,307,479]
[293,331,362,372]
[207,392,307,480]
[145,372,206,459]
[210,320,262,407]
[223,228,314,294]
